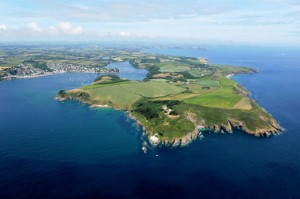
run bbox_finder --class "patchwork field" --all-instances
[185,91,243,109]
[184,77,245,109]
[188,69,214,78]
[86,85,141,108]
[0,57,23,68]
[156,62,191,72]
[74,81,186,108]
[120,82,186,98]
[190,79,220,87]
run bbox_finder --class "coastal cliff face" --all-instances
[128,103,283,148]
[56,89,93,104]
[227,118,282,137]
[145,118,282,148]
[148,128,201,148]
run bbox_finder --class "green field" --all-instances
[77,81,186,108]
[156,62,191,73]
[187,69,214,78]
[81,81,129,90]
[184,92,242,109]
[149,79,169,82]
[86,85,141,108]
[190,79,220,87]
[219,77,237,87]
[0,57,23,68]
[120,82,186,97]
[80,75,243,110]
[184,77,242,109]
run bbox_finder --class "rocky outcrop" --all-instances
[146,127,202,148]
[55,90,93,106]
[227,118,282,137]
[145,117,283,148]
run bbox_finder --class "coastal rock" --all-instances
[227,118,282,137]
[172,139,181,147]
[147,127,201,148]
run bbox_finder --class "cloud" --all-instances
[58,22,83,35]
[0,24,6,31]
[27,22,42,32]
[19,22,84,37]
[118,31,131,37]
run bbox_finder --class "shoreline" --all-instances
[0,72,58,81]
[0,71,120,82]
[226,73,234,78]
[90,104,110,108]
[125,108,282,148]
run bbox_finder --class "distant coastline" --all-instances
[0,64,119,81]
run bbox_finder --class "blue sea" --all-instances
[0,46,300,198]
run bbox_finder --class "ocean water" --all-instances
[0,47,300,198]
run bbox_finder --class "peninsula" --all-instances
[56,52,283,147]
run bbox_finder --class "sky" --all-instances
[1,0,300,45]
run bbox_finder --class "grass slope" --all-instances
[120,82,186,98]
[86,85,141,108]
[74,81,186,109]
[184,77,243,109]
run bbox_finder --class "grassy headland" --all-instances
[57,53,282,147]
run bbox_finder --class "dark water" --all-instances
[1,47,300,198]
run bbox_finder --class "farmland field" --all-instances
[188,69,214,78]
[190,79,220,87]
[157,62,191,72]
[77,81,186,108]
[120,81,186,97]
[86,85,141,108]
[0,57,23,68]
[184,91,243,109]
[184,77,243,109]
